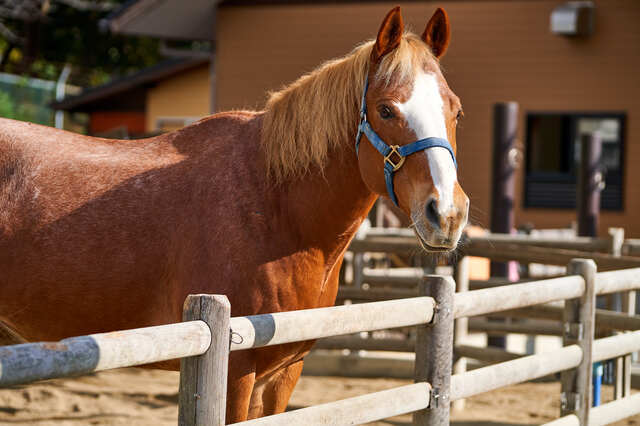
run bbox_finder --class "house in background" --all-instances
[52,57,208,138]
[60,0,640,237]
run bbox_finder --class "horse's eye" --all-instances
[379,105,394,120]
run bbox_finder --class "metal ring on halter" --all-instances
[384,145,406,171]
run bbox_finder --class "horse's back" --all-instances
[0,135,27,234]
[0,119,42,234]
[0,118,190,234]
[0,113,265,341]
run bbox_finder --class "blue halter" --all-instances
[355,74,458,207]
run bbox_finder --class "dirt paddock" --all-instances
[0,368,637,425]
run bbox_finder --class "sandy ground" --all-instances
[0,368,637,426]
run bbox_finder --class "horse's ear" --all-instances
[422,8,451,59]
[372,6,404,63]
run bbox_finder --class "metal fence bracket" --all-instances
[564,322,584,341]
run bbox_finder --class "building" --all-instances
[52,57,208,137]
[68,0,640,236]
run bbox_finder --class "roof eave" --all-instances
[51,57,209,111]
[104,0,217,41]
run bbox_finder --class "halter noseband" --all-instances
[355,74,458,207]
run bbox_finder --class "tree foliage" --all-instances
[0,0,161,86]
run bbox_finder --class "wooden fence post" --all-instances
[179,294,231,426]
[607,228,624,257]
[561,259,596,424]
[490,101,519,271]
[607,227,635,400]
[577,132,603,239]
[619,291,636,398]
[489,101,519,349]
[414,275,455,426]
[452,256,469,412]
[617,230,635,400]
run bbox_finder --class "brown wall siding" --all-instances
[216,1,640,236]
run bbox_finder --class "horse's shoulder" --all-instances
[0,143,25,189]
[0,124,34,238]
[172,110,263,160]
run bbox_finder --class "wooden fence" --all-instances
[344,227,639,411]
[0,285,448,425]
[349,227,640,271]
[1,259,639,425]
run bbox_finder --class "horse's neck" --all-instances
[286,149,377,271]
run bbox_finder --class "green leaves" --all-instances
[0,0,161,88]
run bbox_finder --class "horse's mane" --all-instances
[261,33,436,182]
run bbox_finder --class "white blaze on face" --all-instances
[394,72,457,214]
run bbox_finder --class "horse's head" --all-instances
[356,7,469,252]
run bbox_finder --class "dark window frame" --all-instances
[523,111,626,211]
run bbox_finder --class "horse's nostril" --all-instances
[426,198,440,229]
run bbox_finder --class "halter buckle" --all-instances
[384,145,406,171]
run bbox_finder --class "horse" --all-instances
[0,6,468,422]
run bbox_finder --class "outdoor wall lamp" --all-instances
[550,1,595,37]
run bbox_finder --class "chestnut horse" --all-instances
[0,7,468,422]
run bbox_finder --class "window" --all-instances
[524,112,625,210]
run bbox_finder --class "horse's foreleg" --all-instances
[248,359,304,419]
[226,351,257,424]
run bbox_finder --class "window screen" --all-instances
[524,113,624,210]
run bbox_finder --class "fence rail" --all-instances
[349,233,640,271]
[453,275,585,318]
[228,296,435,351]
[451,344,584,401]
[450,330,640,402]
[359,227,640,258]
[0,321,210,387]
[230,382,432,426]
[544,393,640,426]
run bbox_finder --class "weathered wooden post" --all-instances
[608,228,624,258]
[489,101,519,349]
[452,256,469,412]
[414,275,455,425]
[352,222,368,289]
[619,286,636,398]
[606,227,633,400]
[610,225,635,400]
[577,132,603,238]
[353,252,365,288]
[560,259,596,424]
[577,132,608,395]
[179,294,231,426]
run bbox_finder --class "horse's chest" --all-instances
[260,247,339,309]
[249,254,342,379]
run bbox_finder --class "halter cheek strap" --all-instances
[355,74,457,207]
